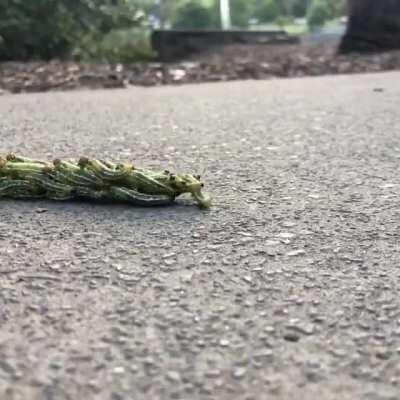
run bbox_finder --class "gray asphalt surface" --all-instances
[1,72,400,400]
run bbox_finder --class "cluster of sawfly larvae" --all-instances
[0,154,211,208]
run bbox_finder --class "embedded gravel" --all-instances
[1,72,400,400]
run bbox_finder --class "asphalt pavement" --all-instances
[1,72,400,400]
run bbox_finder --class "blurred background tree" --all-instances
[340,0,400,53]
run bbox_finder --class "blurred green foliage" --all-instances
[254,0,281,23]
[291,0,308,18]
[307,0,344,30]
[0,0,145,61]
[74,28,156,62]
[172,1,216,29]
[172,0,254,29]
[275,15,294,29]
[230,0,253,28]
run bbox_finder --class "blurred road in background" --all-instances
[1,72,400,400]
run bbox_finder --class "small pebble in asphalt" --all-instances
[166,371,181,382]
[232,367,247,379]
[112,366,125,375]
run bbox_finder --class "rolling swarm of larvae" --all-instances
[0,154,211,208]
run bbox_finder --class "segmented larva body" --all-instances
[0,154,211,208]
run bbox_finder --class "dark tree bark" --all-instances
[340,0,400,53]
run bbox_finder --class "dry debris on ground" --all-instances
[1,43,400,94]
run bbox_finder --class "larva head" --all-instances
[116,162,134,173]
[78,156,90,168]
[169,173,204,194]
[169,173,212,208]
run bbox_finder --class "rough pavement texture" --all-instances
[1,73,400,400]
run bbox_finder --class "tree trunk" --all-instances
[339,0,400,53]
